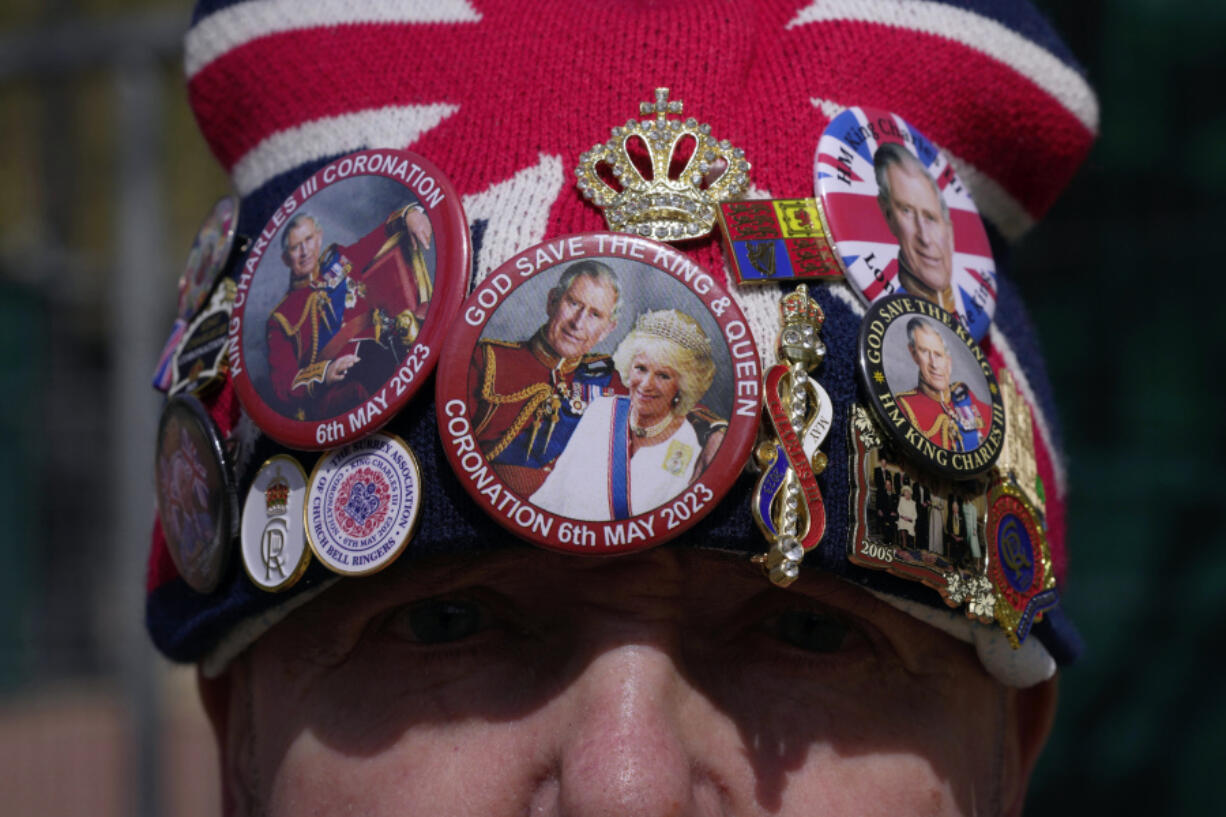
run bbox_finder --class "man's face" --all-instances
[283,222,322,282]
[206,549,1053,816]
[545,275,618,358]
[883,163,954,293]
[911,324,952,394]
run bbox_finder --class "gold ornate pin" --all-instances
[576,88,750,241]
[751,285,831,586]
[993,369,1045,516]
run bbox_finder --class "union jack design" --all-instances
[816,106,997,340]
[146,0,1098,664]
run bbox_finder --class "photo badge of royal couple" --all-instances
[467,260,725,515]
[265,205,434,421]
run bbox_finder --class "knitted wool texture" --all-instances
[148,0,1097,680]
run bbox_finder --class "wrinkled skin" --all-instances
[201,549,1056,817]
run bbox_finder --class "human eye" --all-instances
[382,597,494,645]
[762,608,853,654]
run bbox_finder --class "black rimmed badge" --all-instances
[435,232,761,554]
[153,194,241,391]
[229,149,469,449]
[858,294,1004,479]
[155,394,237,594]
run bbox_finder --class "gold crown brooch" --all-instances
[576,88,750,241]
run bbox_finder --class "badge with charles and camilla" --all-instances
[435,232,761,554]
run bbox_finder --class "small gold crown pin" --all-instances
[576,88,750,241]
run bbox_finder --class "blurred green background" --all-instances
[0,1,1221,814]
[1024,2,1225,814]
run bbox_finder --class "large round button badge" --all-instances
[155,394,238,594]
[858,294,1004,479]
[435,233,761,554]
[241,454,312,592]
[815,107,997,341]
[229,149,470,449]
[305,432,422,576]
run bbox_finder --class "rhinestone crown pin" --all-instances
[576,88,750,241]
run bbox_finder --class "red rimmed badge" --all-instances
[229,149,469,449]
[435,233,761,554]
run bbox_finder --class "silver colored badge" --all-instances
[305,432,422,576]
[154,394,237,594]
[241,454,312,592]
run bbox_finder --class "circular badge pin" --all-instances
[155,394,237,594]
[815,107,997,341]
[435,232,761,554]
[170,278,236,396]
[241,454,312,591]
[305,432,422,576]
[153,194,241,391]
[858,294,1004,479]
[229,149,469,449]
[985,481,1059,647]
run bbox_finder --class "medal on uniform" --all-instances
[435,232,760,554]
[169,277,236,396]
[241,454,312,591]
[857,294,1005,479]
[815,107,998,341]
[154,394,238,594]
[575,87,750,242]
[154,195,241,391]
[305,432,422,576]
[228,148,469,450]
[751,285,832,586]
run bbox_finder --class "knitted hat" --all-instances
[148,0,1097,686]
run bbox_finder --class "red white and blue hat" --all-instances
[147,0,1098,687]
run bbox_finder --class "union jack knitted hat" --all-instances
[148,0,1097,686]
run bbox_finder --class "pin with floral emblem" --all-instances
[305,432,422,576]
[155,394,237,594]
[154,195,241,391]
[229,149,469,449]
[751,285,833,586]
[435,233,760,554]
[575,88,750,242]
[169,277,236,396]
[858,294,1005,479]
[985,481,1058,647]
[241,454,311,591]
[815,107,997,341]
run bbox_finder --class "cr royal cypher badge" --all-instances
[228,148,469,450]
[435,232,761,554]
